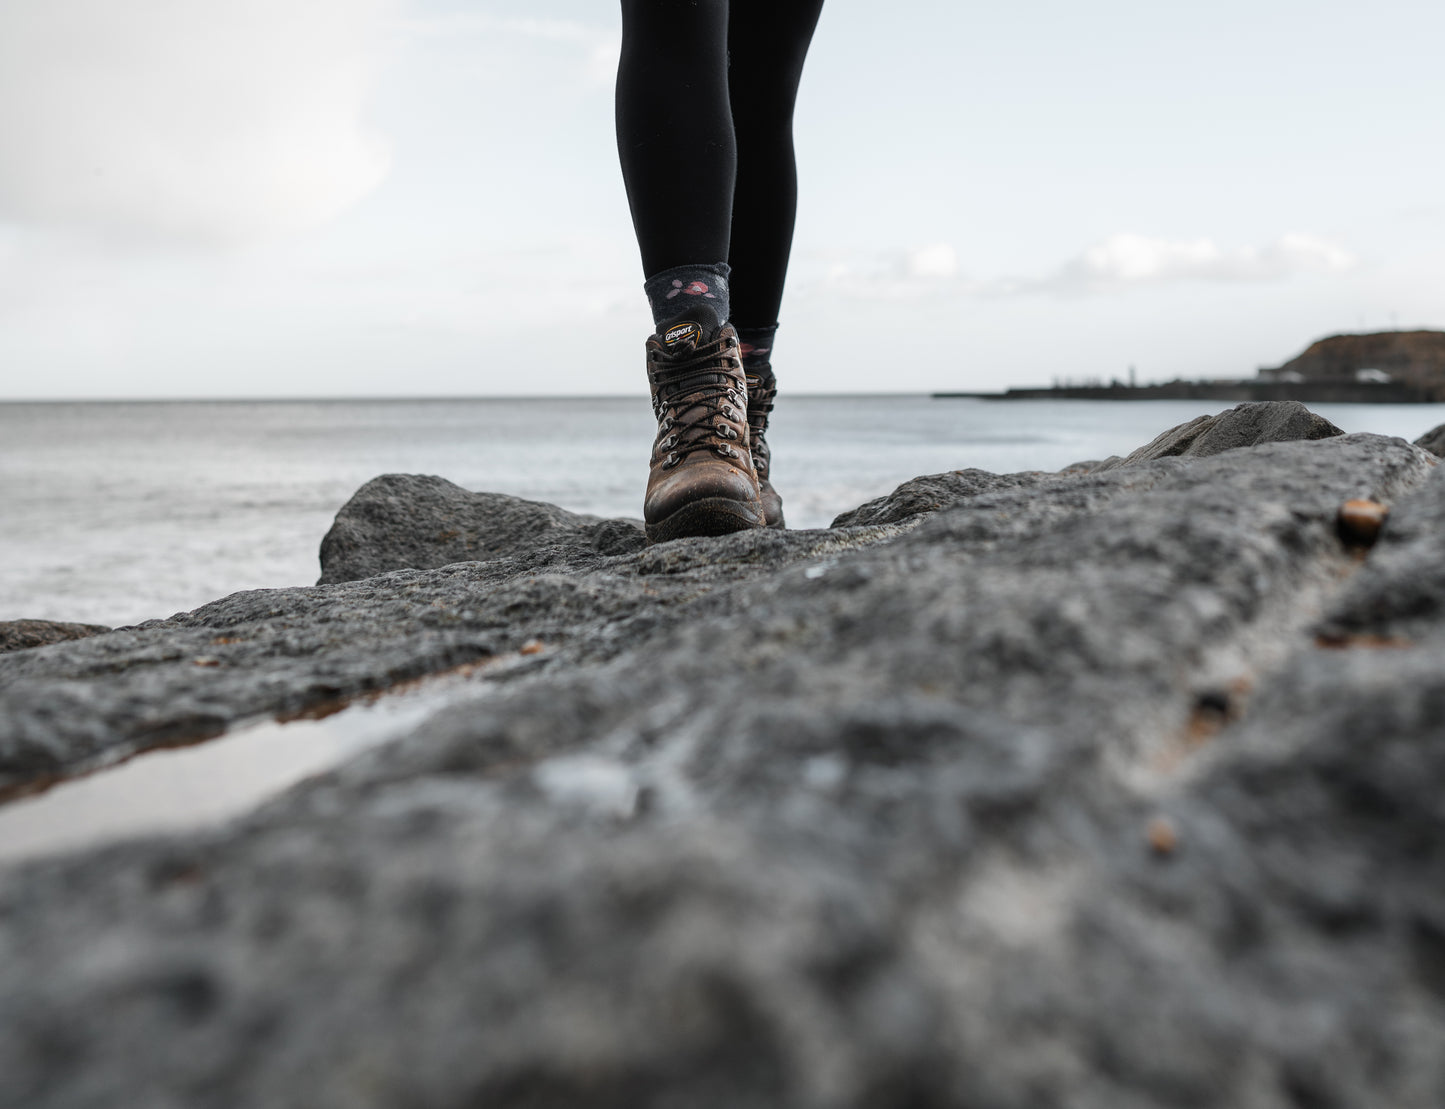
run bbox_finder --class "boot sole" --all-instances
[645,497,766,544]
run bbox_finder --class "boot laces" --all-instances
[651,340,749,470]
[745,372,776,479]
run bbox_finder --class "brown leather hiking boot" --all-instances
[644,307,765,543]
[745,365,784,529]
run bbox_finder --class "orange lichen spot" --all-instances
[519,640,546,656]
[191,656,222,668]
[1186,711,1223,747]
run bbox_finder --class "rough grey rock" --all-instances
[829,468,1044,528]
[2,422,1444,1108]
[0,522,909,795]
[1317,462,1445,644]
[1089,399,1343,472]
[1415,422,1445,458]
[0,620,110,654]
[318,473,648,585]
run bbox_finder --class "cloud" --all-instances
[816,243,961,300]
[0,0,393,246]
[812,233,1356,301]
[905,243,959,280]
[1034,232,1357,294]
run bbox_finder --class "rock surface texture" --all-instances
[1086,399,1343,472]
[318,473,648,584]
[2,402,1444,1108]
[1416,421,1445,458]
[0,620,110,655]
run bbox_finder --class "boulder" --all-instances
[1415,422,1445,458]
[2,419,1445,1108]
[0,619,109,654]
[1089,399,1343,472]
[317,473,647,584]
[829,468,1043,528]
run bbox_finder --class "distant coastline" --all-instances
[942,329,1445,404]
[938,379,1437,404]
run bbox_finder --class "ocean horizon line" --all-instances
[0,391,956,405]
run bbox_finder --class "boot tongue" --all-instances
[657,303,724,353]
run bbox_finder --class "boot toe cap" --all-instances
[645,457,763,527]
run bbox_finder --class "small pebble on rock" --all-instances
[1147,816,1179,856]
[1338,499,1389,546]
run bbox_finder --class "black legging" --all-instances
[616,0,825,331]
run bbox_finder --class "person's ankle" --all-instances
[644,263,731,331]
[735,323,777,376]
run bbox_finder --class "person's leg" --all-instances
[617,0,763,543]
[726,0,824,347]
[616,0,735,328]
[726,0,825,528]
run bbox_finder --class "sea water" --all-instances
[3,397,1442,627]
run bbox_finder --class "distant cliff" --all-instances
[1261,330,1445,398]
[946,328,1445,403]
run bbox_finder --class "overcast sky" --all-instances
[2,0,1442,398]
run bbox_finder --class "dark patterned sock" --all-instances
[736,324,778,371]
[644,263,731,331]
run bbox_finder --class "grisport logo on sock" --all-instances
[663,321,702,348]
